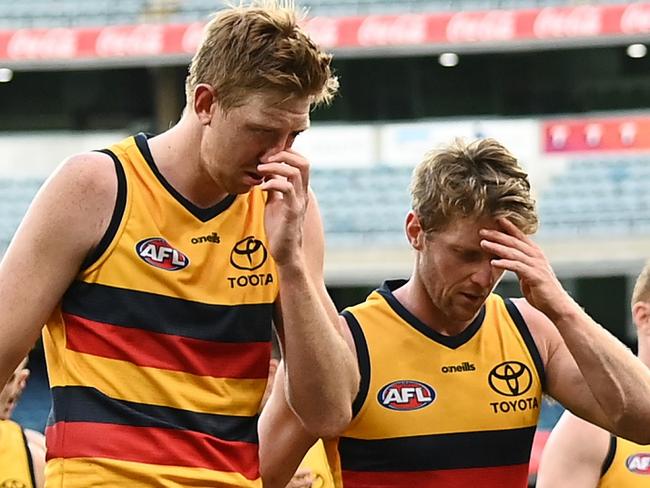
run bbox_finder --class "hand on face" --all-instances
[258,149,310,267]
[479,218,573,321]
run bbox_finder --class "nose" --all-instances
[470,260,494,289]
[259,134,293,163]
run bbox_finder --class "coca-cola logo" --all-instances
[304,17,340,48]
[446,11,516,43]
[96,25,164,57]
[7,28,77,60]
[357,15,427,47]
[621,3,650,34]
[533,6,602,39]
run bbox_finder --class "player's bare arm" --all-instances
[480,217,650,443]
[536,411,609,488]
[0,152,117,388]
[260,314,357,488]
[259,360,320,488]
[260,149,359,437]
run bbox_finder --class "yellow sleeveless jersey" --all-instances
[0,420,35,488]
[329,280,544,488]
[600,435,650,487]
[43,133,278,487]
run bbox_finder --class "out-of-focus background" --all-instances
[2,1,650,485]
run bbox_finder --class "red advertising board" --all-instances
[2,3,650,64]
[544,115,650,152]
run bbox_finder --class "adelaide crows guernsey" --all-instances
[0,420,35,488]
[43,133,278,487]
[330,280,544,488]
[600,435,650,487]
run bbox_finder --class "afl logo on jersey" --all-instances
[377,380,435,411]
[626,453,650,474]
[136,237,189,271]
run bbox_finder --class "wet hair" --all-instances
[410,138,538,234]
[185,0,338,111]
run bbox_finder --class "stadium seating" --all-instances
[0,178,42,251]
[311,156,650,243]
[537,157,650,238]
[1,156,649,255]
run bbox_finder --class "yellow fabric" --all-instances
[43,135,278,487]
[298,440,335,488]
[600,436,650,487]
[0,420,34,488]
[330,290,543,486]
[45,458,262,488]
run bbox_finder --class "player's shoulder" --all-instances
[58,150,118,188]
[549,409,611,456]
[507,297,558,365]
[45,151,120,205]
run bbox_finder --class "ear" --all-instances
[193,84,217,125]
[405,211,425,250]
[632,301,650,332]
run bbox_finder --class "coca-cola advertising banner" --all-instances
[2,3,650,64]
[544,116,650,152]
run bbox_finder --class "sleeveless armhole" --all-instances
[80,149,128,270]
[600,435,617,477]
[504,298,546,390]
[341,310,370,419]
[20,428,36,488]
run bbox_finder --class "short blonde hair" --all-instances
[185,0,338,111]
[632,261,650,305]
[410,138,538,234]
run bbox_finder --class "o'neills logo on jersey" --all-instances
[377,380,435,411]
[136,237,189,271]
[441,362,476,373]
[626,453,650,474]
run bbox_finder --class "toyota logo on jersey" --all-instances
[136,237,189,271]
[626,453,650,474]
[377,380,436,411]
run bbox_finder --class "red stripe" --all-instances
[45,421,259,479]
[63,312,270,378]
[342,464,529,488]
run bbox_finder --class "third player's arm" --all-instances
[536,411,610,488]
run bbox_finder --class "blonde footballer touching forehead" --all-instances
[260,138,650,488]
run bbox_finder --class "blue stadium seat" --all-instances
[537,156,650,238]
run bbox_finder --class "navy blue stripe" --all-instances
[20,427,36,487]
[81,149,127,270]
[62,280,273,343]
[50,386,258,443]
[134,133,237,222]
[504,298,546,390]
[339,426,536,471]
[601,435,617,477]
[378,280,486,349]
[342,310,370,419]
